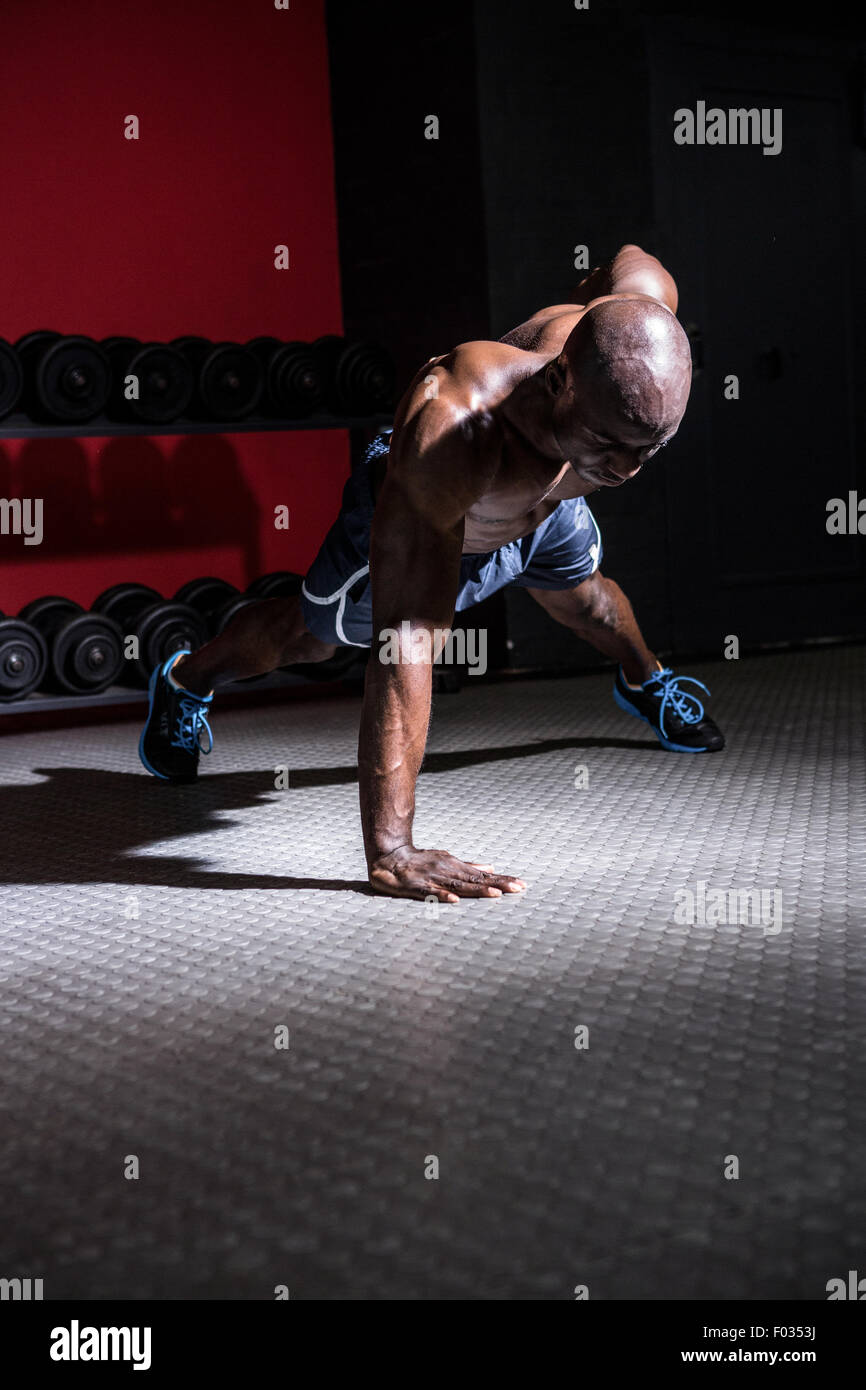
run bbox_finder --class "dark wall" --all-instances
[327,0,866,664]
[645,18,865,650]
[472,0,671,665]
[325,0,490,396]
[472,1,656,336]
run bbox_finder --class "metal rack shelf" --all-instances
[0,411,392,440]
[0,667,364,717]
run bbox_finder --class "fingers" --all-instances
[370,866,527,904]
[423,884,460,904]
[369,874,458,904]
[425,877,526,902]
[429,878,501,900]
[448,860,527,890]
[428,861,526,898]
[459,865,527,892]
[368,845,527,904]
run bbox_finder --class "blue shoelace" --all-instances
[642,667,710,739]
[171,695,213,755]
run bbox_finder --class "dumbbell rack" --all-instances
[1,411,391,714]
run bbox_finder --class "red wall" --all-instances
[0,0,346,613]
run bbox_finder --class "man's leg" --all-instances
[526,569,724,752]
[140,431,385,781]
[138,596,341,781]
[526,570,659,684]
[172,595,338,696]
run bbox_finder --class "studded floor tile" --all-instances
[0,646,863,1299]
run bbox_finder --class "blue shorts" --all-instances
[300,432,603,647]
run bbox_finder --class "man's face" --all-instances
[566,412,678,489]
[550,355,687,488]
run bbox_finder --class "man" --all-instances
[139,244,724,903]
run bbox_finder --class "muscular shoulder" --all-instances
[386,345,516,518]
[395,339,524,448]
[390,388,501,482]
[416,339,525,408]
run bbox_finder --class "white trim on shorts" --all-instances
[301,564,372,647]
[586,506,602,573]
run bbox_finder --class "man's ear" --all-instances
[546,360,564,395]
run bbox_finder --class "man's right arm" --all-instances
[575,244,679,312]
[359,404,526,903]
[502,244,679,348]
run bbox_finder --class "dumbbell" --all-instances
[312,335,395,416]
[244,571,303,600]
[100,337,194,423]
[170,337,264,421]
[15,331,111,422]
[211,593,257,634]
[100,336,140,358]
[246,338,327,419]
[0,339,24,419]
[173,577,240,637]
[17,596,124,694]
[92,583,207,686]
[0,610,48,701]
[90,582,162,632]
[14,331,61,418]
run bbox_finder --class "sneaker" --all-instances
[613,664,724,753]
[138,651,213,782]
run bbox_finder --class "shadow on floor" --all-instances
[2,734,658,891]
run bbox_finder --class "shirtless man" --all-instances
[139,244,724,902]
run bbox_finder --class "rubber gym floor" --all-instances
[0,645,862,1299]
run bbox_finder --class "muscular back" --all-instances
[499,304,587,353]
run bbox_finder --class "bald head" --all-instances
[562,297,692,437]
